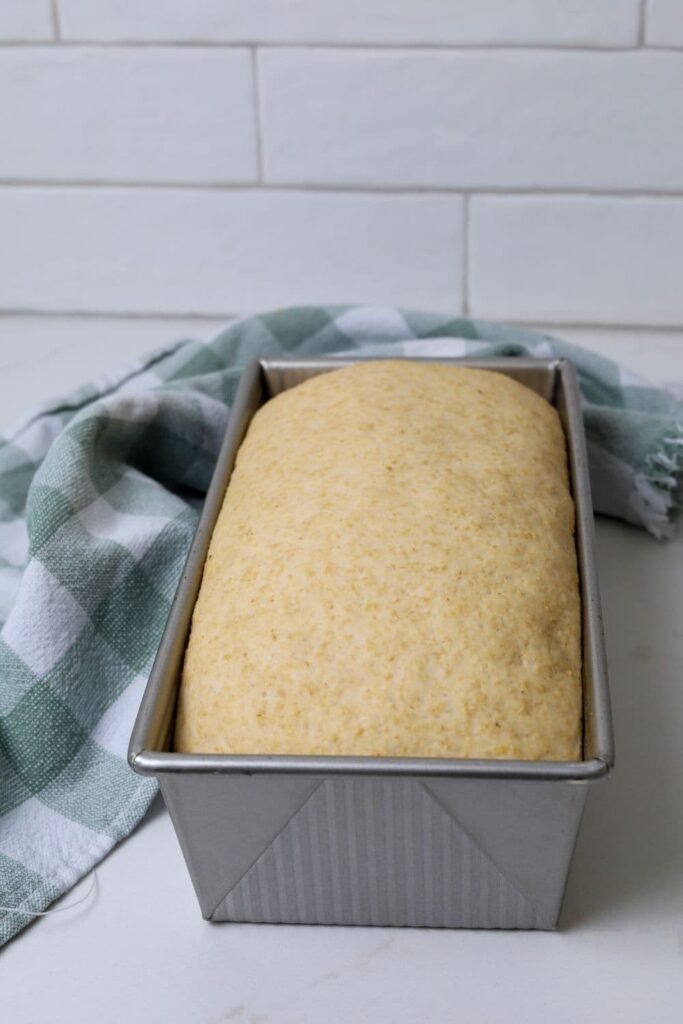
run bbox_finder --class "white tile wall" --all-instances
[534,327,683,381]
[646,0,683,46]
[0,49,257,183]
[0,188,463,314]
[260,50,683,190]
[0,316,228,428]
[0,1,681,360]
[57,1,640,48]
[0,0,52,42]
[469,196,683,325]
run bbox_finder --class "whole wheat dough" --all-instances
[175,361,581,761]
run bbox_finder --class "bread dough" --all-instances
[175,361,581,761]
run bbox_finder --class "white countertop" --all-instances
[1,327,682,1023]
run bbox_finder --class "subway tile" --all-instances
[58,0,640,47]
[646,0,683,46]
[469,196,683,325]
[260,50,683,190]
[0,188,463,315]
[532,325,683,383]
[0,316,230,430]
[0,0,52,41]
[0,49,257,183]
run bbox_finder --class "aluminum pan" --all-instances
[130,357,613,783]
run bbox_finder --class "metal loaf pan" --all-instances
[130,356,614,930]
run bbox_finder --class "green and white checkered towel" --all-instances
[1,306,681,944]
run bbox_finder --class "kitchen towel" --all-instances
[1,305,681,944]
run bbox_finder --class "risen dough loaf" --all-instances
[175,361,581,761]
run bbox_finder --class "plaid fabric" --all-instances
[1,305,681,944]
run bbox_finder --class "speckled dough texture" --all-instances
[175,361,581,761]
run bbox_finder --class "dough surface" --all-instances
[175,361,581,760]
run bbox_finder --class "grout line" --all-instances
[461,195,470,315]
[638,0,647,46]
[250,47,265,183]
[1,40,683,52]
[1,181,683,199]
[500,319,683,334]
[0,309,682,334]
[50,0,61,42]
[0,178,262,191]
[0,308,240,322]
[459,186,683,199]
